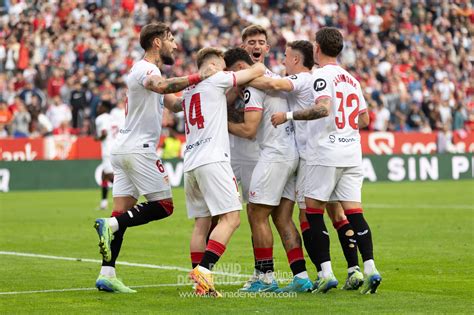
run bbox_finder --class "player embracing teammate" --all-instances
[271,27,382,294]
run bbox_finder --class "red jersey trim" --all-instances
[244,107,263,112]
[232,73,237,87]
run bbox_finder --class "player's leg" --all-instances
[94,154,174,291]
[272,197,313,293]
[188,162,241,297]
[95,195,137,293]
[336,165,381,294]
[185,169,211,269]
[295,158,321,277]
[190,217,212,268]
[94,155,138,293]
[326,202,363,290]
[244,202,278,292]
[304,165,340,293]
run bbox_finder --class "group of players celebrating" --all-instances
[92,21,382,297]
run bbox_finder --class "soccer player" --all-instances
[93,23,217,293]
[183,48,265,297]
[226,47,312,293]
[271,27,382,294]
[94,103,118,210]
[249,40,364,291]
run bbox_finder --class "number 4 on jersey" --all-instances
[184,93,205,134]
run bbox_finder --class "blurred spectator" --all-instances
[46,96,72,129]
[0,99,12,135]
[11,101,31,138]
[406,103,425,131]
[70,82,87,129]
[373,103,391,131]
[453,104,467,131]
[47,68,65,98]
[0,0,471,139]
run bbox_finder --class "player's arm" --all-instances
[163,94,183,113]
[143,65,218,94]
[358,110,369,129]
[233,63,265,86]
[228,111,262,140]
[271,97,331,127]
[248,76,293,92]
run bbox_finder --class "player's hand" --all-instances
[199,64,219,80]
[271,112,287,128]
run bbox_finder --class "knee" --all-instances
[158,200,174,217]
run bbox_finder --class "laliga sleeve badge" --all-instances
[314,79,326,92]
[243,89,251,104]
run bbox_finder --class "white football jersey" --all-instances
[285,71,314,160]
[306,64,367,167]
[182,71,237,172]
[95,112,120,158]
[112,59,164,154]
[229,67,277,163]
[110,107,126,130]
[229,96,259,163]
[244,84,298,162]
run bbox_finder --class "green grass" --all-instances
[0,180,473,314]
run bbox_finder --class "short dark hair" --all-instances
[242,25,268,42]
[287,40,314,69]
[196,47,225,69]
[139,23,171,51]
[315,27,343,57]
[224,47,254,68]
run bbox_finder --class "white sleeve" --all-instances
[209,71,237,89]
[312,72,331,102]
[243,87,264,112]
[137,65,161,86]
[285,74,305,93]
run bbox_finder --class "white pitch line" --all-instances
[0,251,251,278]
[0,281,246,296]
[365,203,473,210]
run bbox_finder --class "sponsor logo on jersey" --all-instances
[357,229,368,236]
[313,78,326,92]
[329,135,336,143]
[243,90,251,104]
[184,137,213,152]
[289,74,298,79]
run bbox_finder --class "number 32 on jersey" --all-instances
[335,91,359,130]
[183,93,205,134]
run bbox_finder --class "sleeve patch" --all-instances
[243,90,251,104]
[313,78,327,92]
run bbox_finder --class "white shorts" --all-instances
[102,156,113,174]
[185,161,242,219]
[295,158,306,209]
[231,160,257,203]
[111,153,172,201]
[249,159,298,206]
[305,164,363,202]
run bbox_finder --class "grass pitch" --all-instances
[1,180,473,314]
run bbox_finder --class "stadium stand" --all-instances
[0,0,472,138]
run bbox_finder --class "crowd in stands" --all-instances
[0,0,472,139]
